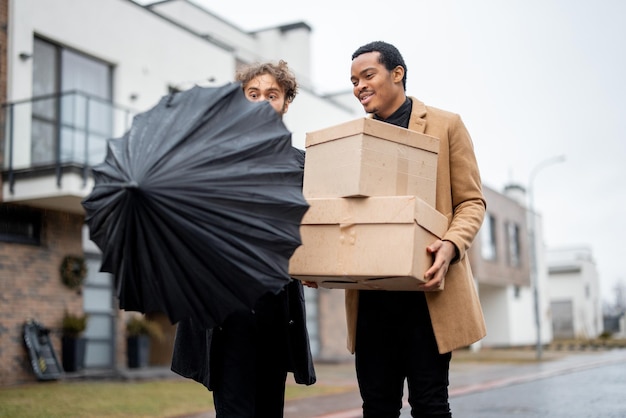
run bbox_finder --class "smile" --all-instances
[359,92,373,104]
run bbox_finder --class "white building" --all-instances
[1,0,356,383]
[470,184,553,348]
[547,247,603,339]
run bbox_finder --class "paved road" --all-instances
[175,348,626,418]
[395,349,626,418]
[447,361,626,417]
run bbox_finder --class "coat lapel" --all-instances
[409,97,427,133]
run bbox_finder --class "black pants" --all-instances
[355,291,452,418]
[211,292,289,418]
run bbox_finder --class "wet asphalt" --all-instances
[172,347,626,418]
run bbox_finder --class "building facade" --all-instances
[469,184,553,347]
[0,0,356,386]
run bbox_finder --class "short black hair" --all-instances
[352,41,407,91]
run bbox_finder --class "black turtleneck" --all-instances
[373,97,412,129]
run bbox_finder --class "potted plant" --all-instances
[61,311,88,372]
[126,316,164,369]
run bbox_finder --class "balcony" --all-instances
[2,91,136,214]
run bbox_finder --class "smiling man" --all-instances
[347,41,487,418]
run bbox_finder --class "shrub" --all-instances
[126,316,164,341]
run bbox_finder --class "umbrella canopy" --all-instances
[82,82,309,329]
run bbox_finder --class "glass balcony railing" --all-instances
[2,90,137,193]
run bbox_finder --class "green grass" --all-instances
[0,379,353,418]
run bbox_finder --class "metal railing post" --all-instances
[83,97,90,187]
[55,92,63,188]
[7,103,15,193]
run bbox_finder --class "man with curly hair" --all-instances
[236,60,298,115]
[172,61,315,418]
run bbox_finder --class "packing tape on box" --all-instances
[338,223,357,275]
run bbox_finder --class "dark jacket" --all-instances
[171,279,316,390]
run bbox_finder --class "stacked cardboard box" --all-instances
[289,118,448,290]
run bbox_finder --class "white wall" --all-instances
[479,283,547,347]
[284,89,360,150]
[10,0,235,106]
[533,214,555,344]
[149,0,258,64]
[7,0,355,168]
[479,284,511,346]
[548,247,603,339]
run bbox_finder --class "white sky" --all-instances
[186,0,626,303]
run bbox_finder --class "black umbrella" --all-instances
[82,82,309,329]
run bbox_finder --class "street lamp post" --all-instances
[528,155,566,360]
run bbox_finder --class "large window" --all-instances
[31,37,112,166]
[480,213,497,261]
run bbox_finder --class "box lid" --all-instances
[305,117,440,153]
[301,196,448,238]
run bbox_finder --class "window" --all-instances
[480,213,497,261]
[507,222,521,267]
[31,38,58,165]
[31,37,113,166]
[0,205,42,245]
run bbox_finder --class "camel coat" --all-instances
[345,97,487,355]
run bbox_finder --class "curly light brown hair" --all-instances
[235,60,298,104]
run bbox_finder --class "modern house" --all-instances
[0,0,355,385]
[547,247,602,340]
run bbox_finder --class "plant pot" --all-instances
[127,335,150,368]
[62,336,86,372]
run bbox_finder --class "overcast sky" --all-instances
[185,0,626,302]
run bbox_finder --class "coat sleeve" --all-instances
[440,113,486,262]
[170,318,213,390]
[286,280,317,385]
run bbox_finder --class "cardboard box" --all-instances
[303,118,440,205]
[289,195,449,290]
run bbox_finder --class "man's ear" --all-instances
[281,100,290,115]
[392,65,405,84]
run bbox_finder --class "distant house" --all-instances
[468,184,553,348]
[547,247,603,340]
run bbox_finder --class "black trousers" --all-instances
[211,292,289,418]
[355,291,452,418]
